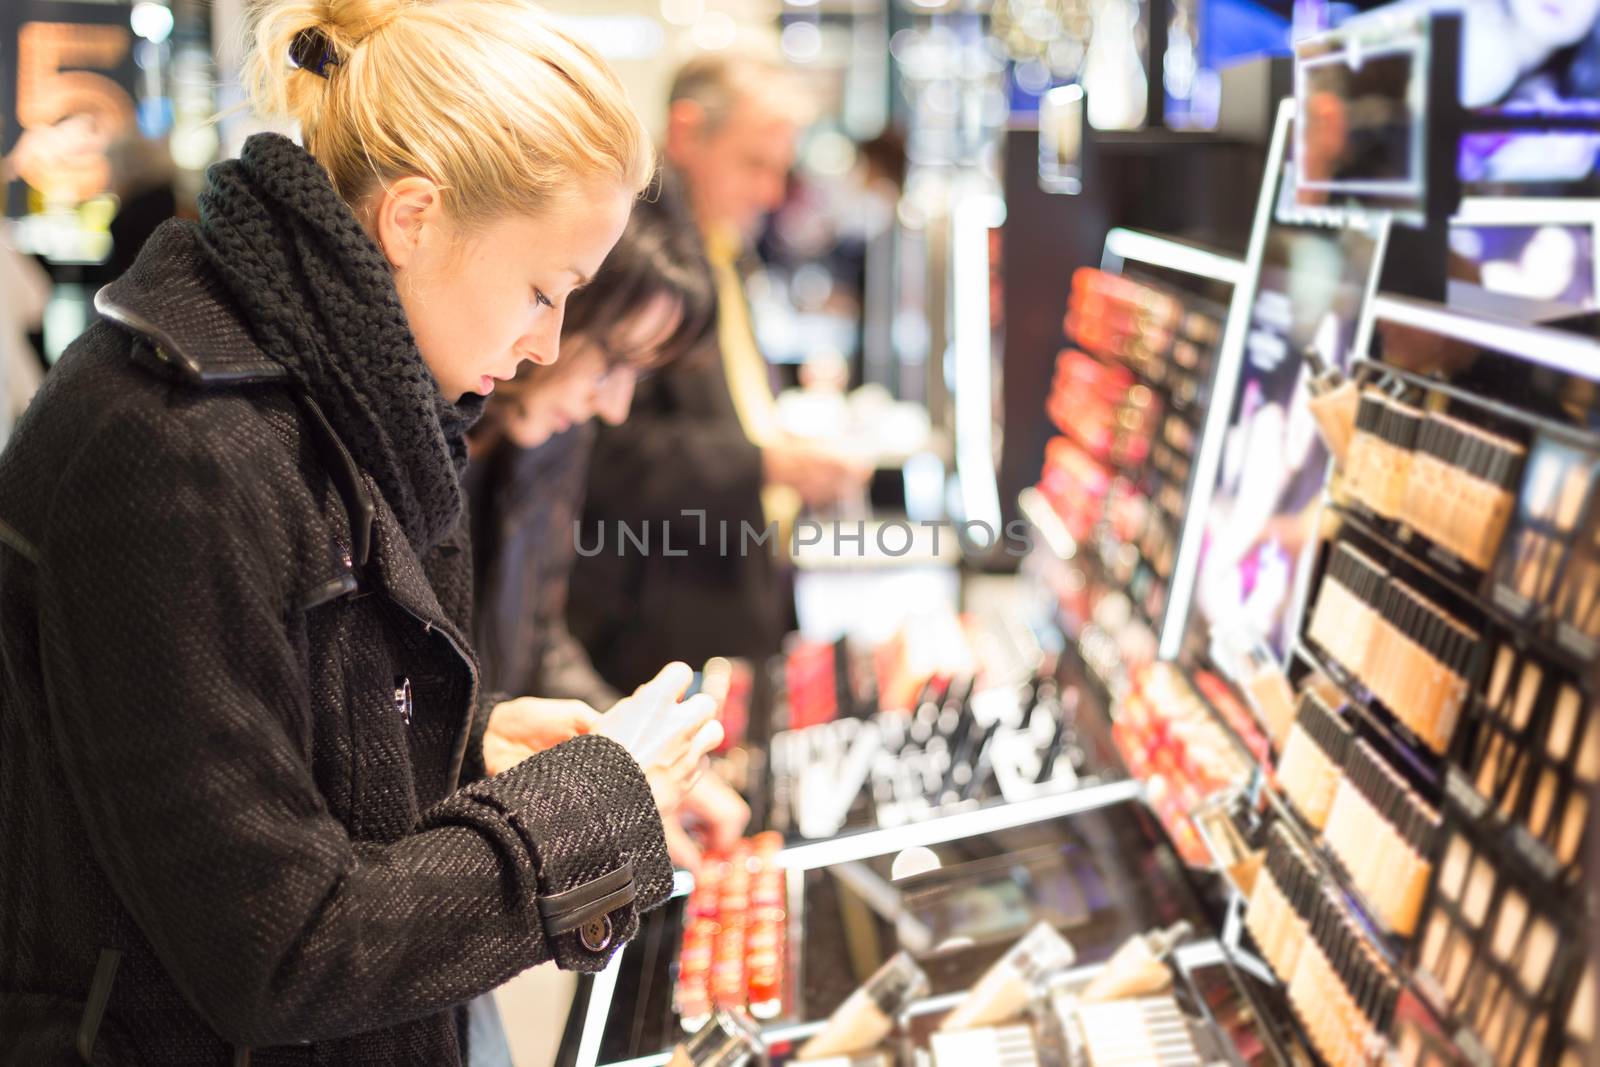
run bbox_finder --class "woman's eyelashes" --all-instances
[533,287,554,309]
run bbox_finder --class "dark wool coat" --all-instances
[0,137,671,1066]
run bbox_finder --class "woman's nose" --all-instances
[519,309,564,366]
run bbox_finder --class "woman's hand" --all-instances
[643,717,724,816]
[662,817,705,878]
[679,775,751,854]
[481,697,601,776]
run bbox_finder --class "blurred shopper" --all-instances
[0,0,722,1061]
[573,56,869,692]
[466,186,751,875]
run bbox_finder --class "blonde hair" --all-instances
[243,0,653,223]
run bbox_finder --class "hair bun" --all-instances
[324,0,408,44]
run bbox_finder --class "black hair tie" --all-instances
[289,27,339,78]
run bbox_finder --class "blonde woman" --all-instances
[0,0,719,1062]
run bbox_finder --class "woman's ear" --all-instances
[373,176,446,271]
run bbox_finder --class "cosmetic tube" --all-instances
[941,923,1076,1031]
[1081,921,1192,1003]
[1303,348,1362,466]
[798,953,930,1060]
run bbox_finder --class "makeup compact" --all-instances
[1495,436,1599,625]
[1554,954,1595,1067]
[1457,643,1597,877]
[1413,829,1574,1067]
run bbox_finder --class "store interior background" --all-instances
[6,0,1600,1064]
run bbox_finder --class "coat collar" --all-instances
[93,222,290,387]
[94,218,482,788]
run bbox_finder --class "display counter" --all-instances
[559,778,1315,1067]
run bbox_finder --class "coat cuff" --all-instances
[431,734,673,971]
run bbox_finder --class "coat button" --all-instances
[579,916,613,953]
[393,676,413,725]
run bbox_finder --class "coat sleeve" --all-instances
[34,407,673,1049]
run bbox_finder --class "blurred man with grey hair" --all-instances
[573,54,868,690]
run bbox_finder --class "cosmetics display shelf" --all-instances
[1438,764,1570,892]
[1348,351,1600,669]
[1289,638,1446,798]
[1308,499,1595,898]
[1198,789,1480,1067]
[575,938,1293,1067]
[1208,903,1329,1067]
[1401,809,1592,1067]
[1187,793,1370,1067]
[565,784,1211,1067]
[1179,656,1420,971]
[1180,647,1480,1053]
[1330,498,1593,684]
[1256,768,1412,971]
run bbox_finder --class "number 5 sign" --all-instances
[5,5,137,204]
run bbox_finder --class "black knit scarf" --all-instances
[195,133,484,553]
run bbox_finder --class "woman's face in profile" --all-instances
[494,292,682,450]
[375,178,635,402]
